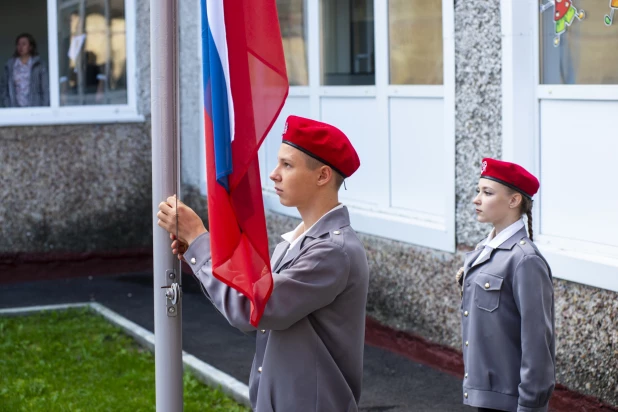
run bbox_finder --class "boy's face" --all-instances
[269,144,320,208]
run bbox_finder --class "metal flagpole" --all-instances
[150,0,183,410]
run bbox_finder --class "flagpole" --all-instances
[150,0,183,410]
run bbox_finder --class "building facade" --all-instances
[1,0,616,406]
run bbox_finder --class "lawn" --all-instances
[0,308,249,412]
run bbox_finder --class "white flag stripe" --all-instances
[206,0,235,142]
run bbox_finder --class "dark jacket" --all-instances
[1,56,50,107]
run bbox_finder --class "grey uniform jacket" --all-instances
[184,206,370,412]
[460,227,555,412]
[0,57,50,108]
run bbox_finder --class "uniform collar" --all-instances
[274,205,350,273]
[496,226,529,250]
[281,203,345,246]
[482,218,525,250]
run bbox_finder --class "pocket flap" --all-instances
[474,272,503,291]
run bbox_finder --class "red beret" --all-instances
[282,115,360,178]
[480,158,539,198]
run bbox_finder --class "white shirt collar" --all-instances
[281,204,344,250]
[483,218,525,249]
[472,218,525,267]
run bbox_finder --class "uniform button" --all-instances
[465,373,468,378]
[261,330,266,334]
[464,392,468,399]
[333,230,341,235]
[464,311,469,317]
[190,257,196,265]
[520,240,526,245]
[258,366,262,373]
[465,341,469,346]
[484,282,490,289]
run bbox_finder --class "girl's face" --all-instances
[16,37,32,57]
[473,178,519,225]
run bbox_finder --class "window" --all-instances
[277,0,308,86]
[539,0,618,84]
[262,0,456,252]
[0,0,139,126]
[389,0,443,85]
[321,0,375,86]
[57,0,128,106]
[501,1,618,292]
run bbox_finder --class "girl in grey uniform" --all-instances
[458,158,555,412]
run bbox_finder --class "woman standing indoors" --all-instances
[457,158,555,412]
[0,33,49,108]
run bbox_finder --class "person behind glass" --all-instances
[157,115,369,411]
[457,158,555,412]
[0,33,50,108]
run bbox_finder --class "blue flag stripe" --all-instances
[201,0,232,191]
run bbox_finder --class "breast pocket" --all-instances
[474,272,503,312]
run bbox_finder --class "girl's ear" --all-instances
[509,192,523,209]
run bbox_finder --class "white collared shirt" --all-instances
[281,204,344,257]
[472,218,525,266]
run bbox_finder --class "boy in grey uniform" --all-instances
[158,115,369,411]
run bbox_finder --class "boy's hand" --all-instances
[157,195,208,247]
[170,233,188,262]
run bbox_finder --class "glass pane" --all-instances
[0,0,50,108]
[321,0,375,86]
[389,0,443,85]
[277,0,308,86]
[58,0,127,106]
[539,0,618,84]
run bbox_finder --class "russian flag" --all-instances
[200,0,289,327]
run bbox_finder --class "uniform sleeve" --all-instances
[184,232,351,332]
[512,255,555,412]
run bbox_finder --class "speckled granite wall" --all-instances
[454,0,503,247]
[0,123,152,253]
[554,280,618,402]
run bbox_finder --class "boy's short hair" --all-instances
[303,154,345,190]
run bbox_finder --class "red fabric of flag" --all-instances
[204,0,288,327]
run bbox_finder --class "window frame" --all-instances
[501,0,618,292]
[0,0,142,126]
[262,0,456,252]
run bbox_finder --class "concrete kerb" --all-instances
[0,302,251,408]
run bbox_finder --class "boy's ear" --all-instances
[316,165,333,187]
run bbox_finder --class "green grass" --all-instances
[0,309,249,412]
